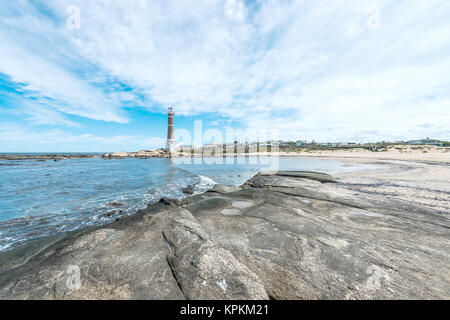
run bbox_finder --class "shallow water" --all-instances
[0,156,375,251]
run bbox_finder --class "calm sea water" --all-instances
[0,156,374,251]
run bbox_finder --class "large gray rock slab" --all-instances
[0,210,184,299]
[0,171,449,299]
[259,171,338,183]
[208,184,241,195]
[161,208,268,299]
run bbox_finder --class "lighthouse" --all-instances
[165,106,175,151]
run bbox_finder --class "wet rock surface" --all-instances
[208,184,241,195]
[181,185,195,195]
[0,171,449,300]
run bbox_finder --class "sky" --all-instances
[0,0,449,152]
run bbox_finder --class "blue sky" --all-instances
[0,0,449,152]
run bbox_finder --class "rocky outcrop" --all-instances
[0,171,449,299]
[181,185,195,195]
[102,149,170,159]
[208,184,241,195]
[0,154,100,161]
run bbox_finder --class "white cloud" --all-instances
[0,1,128,123]
[0,123,165,152]
[224,0,246,23]
[1,0,450,143]
[23,103,81,127]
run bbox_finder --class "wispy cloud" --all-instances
[0,0,449,148]
[0,1,128,124]
[23,103,81,127]
[0,122,165,152]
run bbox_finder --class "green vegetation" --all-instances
[275,139,448,153]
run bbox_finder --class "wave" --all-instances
[197,175,217,187]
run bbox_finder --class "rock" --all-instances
[103,210,116,217]
[103,149,170,159]
[181,185,195,195]
[111,152,133,158]
[259,171,338,183]
[108,202,123,207]
[208,184,241,194]
[0,171,448,300]
[0,154,99,161]
[159,197,182,207]
[162,208,268,299]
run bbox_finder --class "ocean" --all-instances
[0,156,374,251]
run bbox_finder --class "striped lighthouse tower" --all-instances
[165,106,175,151]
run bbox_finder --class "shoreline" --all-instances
[4,149,447,214]
[1,145,449,164]
[333,158,450,215]
[0,155,376,253]
[0,154,102,161]
[0,153,448,299]
[0,166,448,299]
[1,154,448,249]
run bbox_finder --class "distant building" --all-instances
[407,138,444,147]
[296,140,307,147]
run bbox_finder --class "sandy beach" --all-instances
[247,144,450,163]
[171,145,450,214]
[334,159,450,215]
[244,145,450,215]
